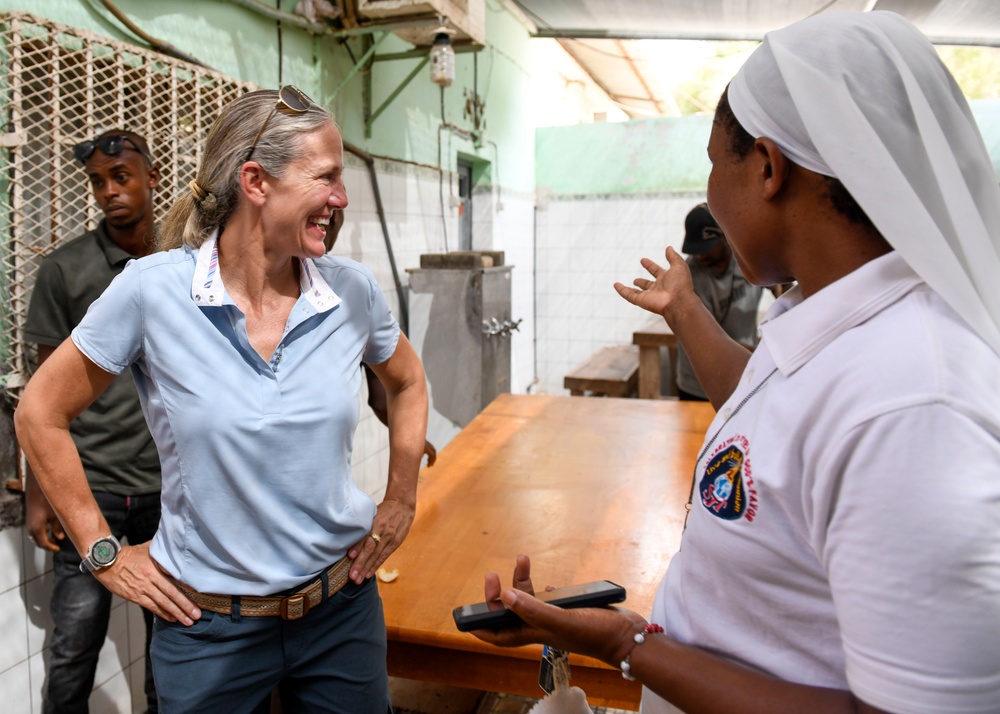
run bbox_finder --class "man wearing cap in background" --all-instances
[23,130,161,713]
[674,203,764,400]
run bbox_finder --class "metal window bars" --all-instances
[0,12,256,399]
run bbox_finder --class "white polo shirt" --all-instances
[642,252,1000,714]
[73,236,400,595]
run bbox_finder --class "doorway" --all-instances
[457,159,473,251]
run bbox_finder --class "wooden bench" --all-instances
[633,318,679,398]
[564,344,640,398]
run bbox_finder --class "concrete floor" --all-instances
[389,678,638,714]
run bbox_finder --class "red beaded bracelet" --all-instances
[620,623,664,680]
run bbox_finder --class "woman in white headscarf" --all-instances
[469,12,1000,714]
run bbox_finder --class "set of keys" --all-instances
[538,645,571,694]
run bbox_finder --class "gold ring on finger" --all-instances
[371,533,381,543]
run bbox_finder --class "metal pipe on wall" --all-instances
[224,0,443,38]
[223,0,331,34]
[98,0,211,67]
[342,142,410,335]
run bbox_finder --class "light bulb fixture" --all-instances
[429,25,456,87]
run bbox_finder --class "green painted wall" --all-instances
[324,0,536,191]
[7,0,535,192]
[972,99,1000,177]
[7,0,318,90]
[537,100,1000,197]
[536,114,713,196]
[9,3,1000,199]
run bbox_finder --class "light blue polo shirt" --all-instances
[72,235,399,595]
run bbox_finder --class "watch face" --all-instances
[92,538,118,566]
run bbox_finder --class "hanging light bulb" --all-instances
[429,26,455,87]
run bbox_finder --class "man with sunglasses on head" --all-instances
[23,129,162,713]
[673,203,764,401]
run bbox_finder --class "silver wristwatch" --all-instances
[79,535,121,573]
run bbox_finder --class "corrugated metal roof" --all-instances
[513,1,1000,117]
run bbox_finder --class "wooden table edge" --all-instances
[387,638,642,709]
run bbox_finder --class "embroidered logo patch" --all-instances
[699,436,758,521]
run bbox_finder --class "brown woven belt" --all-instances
[173,556,352,620]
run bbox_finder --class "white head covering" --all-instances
[727,11,1000,355]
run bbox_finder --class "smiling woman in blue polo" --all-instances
[16,86,428,713]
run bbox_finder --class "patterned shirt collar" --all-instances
[191,230,341,312]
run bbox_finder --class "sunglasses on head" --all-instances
[244,85,315,163]
[73,134,152,165]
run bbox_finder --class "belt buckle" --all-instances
[279,593,310,620]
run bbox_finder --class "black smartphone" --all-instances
[452,580,627,632]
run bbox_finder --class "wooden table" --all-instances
[633,318,679,399]
[380,393,714,709]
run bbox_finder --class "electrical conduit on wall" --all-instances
[343,142,409,335]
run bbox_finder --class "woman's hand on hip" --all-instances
[348,497,415,583]
[95,542,201,625]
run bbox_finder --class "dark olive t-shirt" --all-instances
[23,221,160,494]
[675,254,764,399]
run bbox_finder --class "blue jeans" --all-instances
[46,490,161,714]
[151,577,391,714]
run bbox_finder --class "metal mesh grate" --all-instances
[0,12,256,397]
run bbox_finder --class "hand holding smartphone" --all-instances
[452,580,626,632]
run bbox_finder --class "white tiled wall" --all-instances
[533,192,708,396]
[472,184,537,397]
[0,524,149,713]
